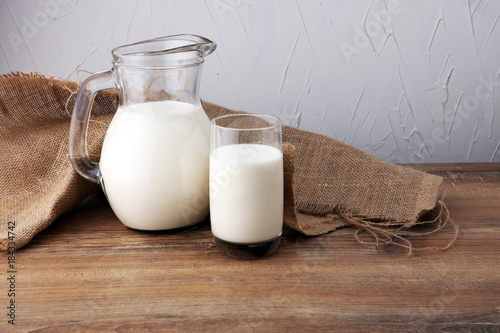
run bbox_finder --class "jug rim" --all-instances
[112,34,216,69]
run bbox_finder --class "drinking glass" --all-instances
[210,114,283,259]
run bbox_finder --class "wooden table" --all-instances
[2,163,499,332]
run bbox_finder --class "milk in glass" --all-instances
[209,144,283,244]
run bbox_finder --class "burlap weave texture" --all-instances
[0,73,445,251]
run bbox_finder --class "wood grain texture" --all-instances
[1,163,499,332]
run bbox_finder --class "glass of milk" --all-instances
[209,114,283,259]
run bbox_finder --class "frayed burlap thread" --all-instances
[0,73,455,252]
[341,198,459,256]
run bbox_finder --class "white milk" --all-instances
[99,100,210,230]
[209,144,283,243]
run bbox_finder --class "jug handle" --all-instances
[69,70,117,184]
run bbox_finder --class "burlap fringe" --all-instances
[339,196,459,256]
[0,71,51,80]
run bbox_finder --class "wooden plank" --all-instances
[1,163,499,332]
[403,162,500,173]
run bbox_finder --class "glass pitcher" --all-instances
[69,34,216,231]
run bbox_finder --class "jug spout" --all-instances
[112,34,216,68]
[151,34,217,57]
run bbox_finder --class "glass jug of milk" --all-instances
[69,35,216,231]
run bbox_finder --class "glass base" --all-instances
[213,235,281,260]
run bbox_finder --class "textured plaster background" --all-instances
[1,0,499,163]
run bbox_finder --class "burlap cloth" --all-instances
[0,72,456,253]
